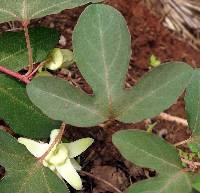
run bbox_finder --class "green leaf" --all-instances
[0,0,99,23]
[117,62,193,123]
[27,5,193,127]
[0,27,59,72]
[185,69,200,136]
[112,130,192,193]
[191,174,200,192]
[0,130,69,193]
[113,130,182,174]
[0,74,60,138]
[73,3,131,115]
[125,175,191,193]
[27,76,106,127]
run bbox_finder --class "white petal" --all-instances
[64,138,94,158]
[56,159,82,190]
[49,129,60,144]
[18,138,49,158]
[70,158,81,171]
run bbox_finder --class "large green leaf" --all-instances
[185,69,200,136]
[0,0,99,23]
[112,130,193,193]
[0,27,59,72]
[0,130,69,193]
[0,74,60,138]
[26,4,193,127]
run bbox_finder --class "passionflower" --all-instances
[18,129,94,190]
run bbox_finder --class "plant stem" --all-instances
[0,66,30,84]
[174,138,192,147]
[181,158,200,168]
[26,60,47,79]
[158,112,188,127]
[22,20,34,75]
[79,170,122,193]
[38,123,66,163]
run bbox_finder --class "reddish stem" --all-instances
[0,66,30,84]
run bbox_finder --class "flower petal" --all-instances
[64,138,94,158]
[18,138,49,157]
[70,158,81,171]
[56,159,82,190]
[49,129,60,144]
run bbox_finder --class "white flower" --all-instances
[18,129,94,190]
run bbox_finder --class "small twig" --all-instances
[158,112,188,127]
[0,66,30,84]
[22,20,34,75]
[174,137,192,147]
[181,158,200,168]
[38,123,66,163]
[79,170,122,193]
[26,60,47,79]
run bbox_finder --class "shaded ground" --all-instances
[1,0,200,192]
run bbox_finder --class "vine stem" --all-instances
[38,123,66,163]
[158,112,188,127]
[0,66,30,84]
[79,170,122,193]
[22,20,34,75]
[181,158,200,168]
[174,138,192,147]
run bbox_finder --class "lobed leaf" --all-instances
[0,74,60,138]
[0,27,59,72]
[112,130,193,193]
[0,0,100,23]
[27,4,193,127]
[0,130,69,193]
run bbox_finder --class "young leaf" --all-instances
[0,74,60,138]
[0,0,99,23]
[27,4,193,127]
[0,27,59,72]
[112,130,192,193]
[185,69,200,136]
[0,130,69,193]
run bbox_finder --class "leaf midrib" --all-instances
[97,11,112,109]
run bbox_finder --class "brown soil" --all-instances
[1,0,200,192]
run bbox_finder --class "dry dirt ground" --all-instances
[1,0,200,193]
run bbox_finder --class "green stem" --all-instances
[22,20,34,75]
